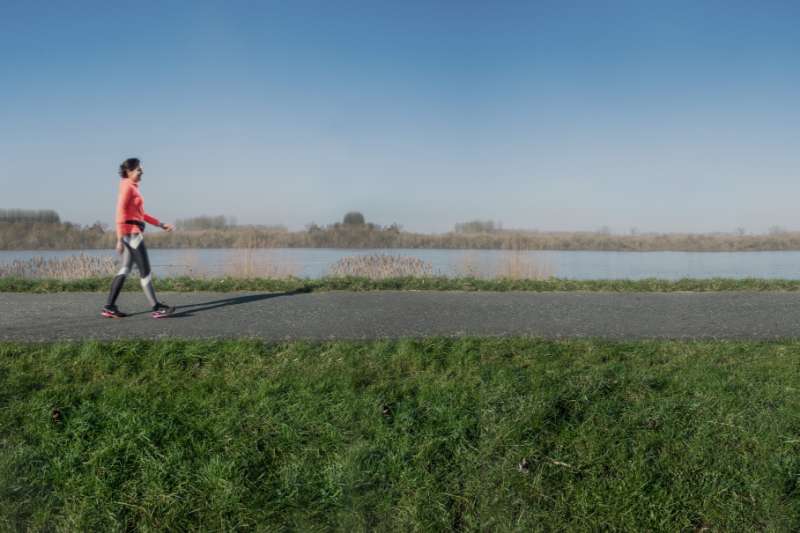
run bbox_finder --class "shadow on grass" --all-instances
[128,289,309,318]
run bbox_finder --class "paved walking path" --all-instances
[2,291,800,341]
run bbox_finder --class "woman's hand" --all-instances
[161,223,175,232]
[116,239,124,254]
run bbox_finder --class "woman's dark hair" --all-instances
[118,158,141,178]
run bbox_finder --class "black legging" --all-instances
[106,233,158,307]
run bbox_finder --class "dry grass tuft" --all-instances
[455,252,553,280]
[496,252,553,280]
[329,254,435,279]
[222,248,299,279]
[0,255,118,280]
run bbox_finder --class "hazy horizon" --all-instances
[2,1,799,234]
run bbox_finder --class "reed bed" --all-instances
[0,252,565,282]
[168,249,300,279]
[0,255,118,280]
[328,254,435,279]
[454,251,554,280]
[221,248,299,279]
[0,252,300,281]
[496,252,553,279]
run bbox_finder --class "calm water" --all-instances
[3,248,800,280]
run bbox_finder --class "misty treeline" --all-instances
[0,222,108,249]
[0,209,61,224]
[6,211,800,251]
[454,220,501,233]
[175,215,237,231]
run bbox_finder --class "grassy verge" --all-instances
[4,275,800,293]
[2,338,800,530]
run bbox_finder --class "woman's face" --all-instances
[128,165,143,183]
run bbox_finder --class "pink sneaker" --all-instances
[151,303,175,318]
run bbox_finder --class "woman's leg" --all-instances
[128,238,159,308]
[106,244,133,307]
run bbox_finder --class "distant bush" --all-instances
[343,212,366,226]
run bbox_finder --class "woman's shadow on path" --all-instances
[129,289,309,318]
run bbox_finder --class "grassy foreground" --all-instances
[5,275,800,293]
[3,339,800,531]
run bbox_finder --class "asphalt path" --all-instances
[3,290,800,342]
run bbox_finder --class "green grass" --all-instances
[4,275,800,293]
[3,339,800,530]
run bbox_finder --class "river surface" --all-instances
[3,248,800,279]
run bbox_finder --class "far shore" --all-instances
[5,219,800,252]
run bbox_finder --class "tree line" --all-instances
[0,209,60,224]
[4,211,800,251]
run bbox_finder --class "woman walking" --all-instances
[102,158,176,318]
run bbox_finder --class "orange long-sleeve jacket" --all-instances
[115,178,161,238]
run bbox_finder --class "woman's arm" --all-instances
[143,213,174,231]
[142,213,161,227]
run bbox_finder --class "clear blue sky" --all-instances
[2,0,798,233]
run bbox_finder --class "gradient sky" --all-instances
[2,0,798,233]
